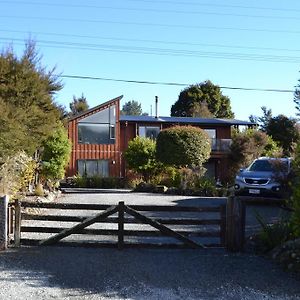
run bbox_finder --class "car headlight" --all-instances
[235,175,244,181]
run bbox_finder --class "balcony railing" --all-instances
[210,139,232,152]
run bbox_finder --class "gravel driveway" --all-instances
[0,191,298,299]
[0,247,300,300]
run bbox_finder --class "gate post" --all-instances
[118,201,125,250]
[226,196,246,252]
[0,195,9,251]
[14,199,21,247]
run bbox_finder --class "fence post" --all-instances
[0,195,9,251]
[118,201,125,250]
[225,196,246,252]
[14,199,21,248]
[220,204,226,246]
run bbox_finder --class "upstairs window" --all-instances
[139,126,160,140]
[78,105,116,145]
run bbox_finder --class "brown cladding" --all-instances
[67,96,122,177]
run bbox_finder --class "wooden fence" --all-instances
[11,200,226,249]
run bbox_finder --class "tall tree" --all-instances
[265,115,299,156]
[249,106,272,132]
[121,100,146,116]
[294,79,300,117]
[69,93,89,116]
[171,80,234,118]
[0,41,63,161]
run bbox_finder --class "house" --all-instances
[67,95,255,181]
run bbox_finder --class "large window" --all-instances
[78,105,116,144]
[139,126,160,139]
[77,159,109,177]
[204,129,217,150]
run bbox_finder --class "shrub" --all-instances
[35,183,44,196]
[73,175,123,189]
[124,137,160,182]
[255,213,293,253]
[194,177,218,196]
[40,126,71,183]
[0,151,37,198]
[156,126,211,168]
[228,129,283,183]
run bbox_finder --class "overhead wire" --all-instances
[2,37,300,63]
[1,15,300,35]
[1,29,300,54]
[1,1,299,20]
[122,0,300,13]
[59,74,295,93]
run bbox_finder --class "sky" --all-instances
[1,0,300,121]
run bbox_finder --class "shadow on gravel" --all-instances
[0,247,299,299]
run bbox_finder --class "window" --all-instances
[204,129,217,150]
[77,160,109,177]
[138,126,160,139]
[204,129,216,139]
[78,123,114,144]
[78,105,116,145]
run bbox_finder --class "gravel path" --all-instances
[1,192,298,299]
[0,247,299,300]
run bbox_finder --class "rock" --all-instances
[153,185,168,193]
[134,182,156,193]
[165,187,180,195]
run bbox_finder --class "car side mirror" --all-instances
[239,168,244,172]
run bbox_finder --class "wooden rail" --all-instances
[12,200,226,249]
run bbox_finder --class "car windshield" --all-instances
[248,160,288,172]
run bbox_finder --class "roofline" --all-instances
[68,95,123,122]
[119,116,256,127]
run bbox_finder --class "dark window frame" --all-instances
[77,105,116,145]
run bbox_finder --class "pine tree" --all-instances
[0,41,63,161]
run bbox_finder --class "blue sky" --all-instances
[1,0,300,120]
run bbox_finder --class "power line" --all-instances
[2,29,300,53]
[2,0,299,13]
[124,0,300,13]
[60,74,295,93]
[1,1,300,21]
[2,37,300,63]
[1,15,300,35]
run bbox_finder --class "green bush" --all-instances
[158,166,181,188]
[255,213,293,253]
[40,125,71,182]
[194,177,218,196]
[228,129,283,183]
[124,137,160,182]
[73,175,123,189]
[156,126,211,168]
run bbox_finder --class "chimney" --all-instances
[155,96,158,118]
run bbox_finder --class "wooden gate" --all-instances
[11,200,226,249]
